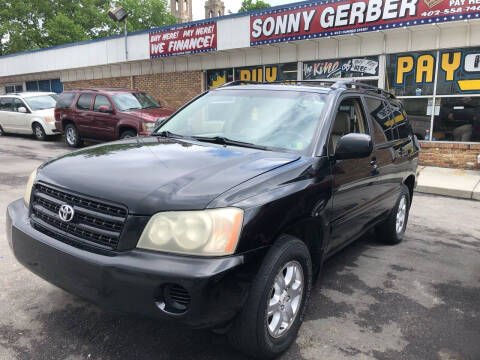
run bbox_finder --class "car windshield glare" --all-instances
[113,93,161,111]
[157,89,327,152]
[24,95,58,111]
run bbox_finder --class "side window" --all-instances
[389,100,410,140]
[56,92,76,109]
[364,97,393,144]
[13,98,26,112]
[93,95,112,111]
[329,97,368,154]
[0,98,13,111]
[76,94,93,110]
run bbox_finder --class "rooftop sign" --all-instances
[150,21,217,58]
[250,0,480,46]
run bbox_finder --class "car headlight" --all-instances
[143,122,156,132]
[24,168,38,206]
[137,208,244,256]
[44,116,54,122]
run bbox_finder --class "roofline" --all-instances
[0,0,312,60]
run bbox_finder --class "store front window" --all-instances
[387,48,480,143]
[206,63,297,89]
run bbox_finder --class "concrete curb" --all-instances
[415,166,480,201]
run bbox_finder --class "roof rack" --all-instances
[218,80,396,98]
[73,88,134,92]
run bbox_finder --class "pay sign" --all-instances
[395,49,480,92]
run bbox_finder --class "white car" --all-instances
[0,92,59,140]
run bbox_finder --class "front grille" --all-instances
[30,183,128,250]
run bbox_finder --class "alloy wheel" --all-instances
[396,195,407,234]
[66,127,76,145]
[266,261,304,338]
[34,125,44,140]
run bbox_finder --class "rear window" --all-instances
[56,92,76,109]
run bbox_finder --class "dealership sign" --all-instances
[250,0,480,45]
[150,21,217,58]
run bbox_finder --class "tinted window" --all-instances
[94,95,112,111]
[76,94,93,110]
[0,97,13,111]
[389,101,410,140]
[56,92,76,109]
[365,97,393,144]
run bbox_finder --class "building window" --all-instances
[209,10,213,18]
[387,48,480,143]
[5,84,23,94]
[25,79,63,93]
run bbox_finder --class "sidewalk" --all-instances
[415,166,480,201]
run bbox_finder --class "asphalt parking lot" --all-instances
[1,134,480,360]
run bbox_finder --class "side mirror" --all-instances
[335,133,373,160]
[18,106,27,113]
[155,117,169,127]
[98,105,113,113]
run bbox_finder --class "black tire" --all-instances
[377,184,411,245]
[0,125,4,136]
[228,235,313,359]
[64,123,83,148]
[32,123,47,141]
[120,130,137,139]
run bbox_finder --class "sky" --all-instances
[192,0,295,20]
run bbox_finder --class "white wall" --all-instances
[0,18,479,84]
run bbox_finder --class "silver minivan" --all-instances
[0,92,59,140]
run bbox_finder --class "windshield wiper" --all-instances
[192,136,269,150]
[123,107,141,111]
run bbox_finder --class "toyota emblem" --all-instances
[58,204,75,222]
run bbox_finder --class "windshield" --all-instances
[112,92,161,111]
[157,89,327,152]
[24,94,58,111]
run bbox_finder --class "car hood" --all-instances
[37,137,300,214]
[123,107,174,122]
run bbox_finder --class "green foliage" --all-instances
[0,0,177,56]
[238,0,271,13]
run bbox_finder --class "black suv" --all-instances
[7,81,418,359]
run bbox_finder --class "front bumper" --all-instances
[7,199,258,328]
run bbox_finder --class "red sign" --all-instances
[250,0,480,45]
[150,21,217,58]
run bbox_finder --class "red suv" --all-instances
[55,88,174,147]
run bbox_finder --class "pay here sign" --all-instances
[150,22,217,58]
[250,0,480,45]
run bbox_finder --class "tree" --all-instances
[0,0,176,56]
[238,0,271,13]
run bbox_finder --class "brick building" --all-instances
[0,0,480,169]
